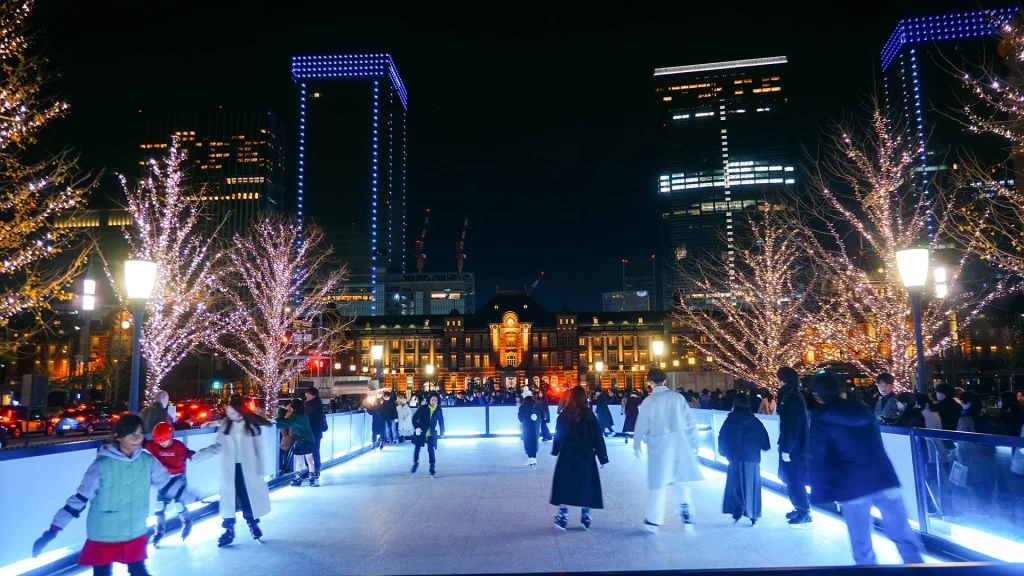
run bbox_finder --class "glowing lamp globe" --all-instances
[652,340,665,357]
[124,260,157,299]
[895,249,929,288]
[371,345,384,361]
[595,361,604,372]
[425,364,434,375]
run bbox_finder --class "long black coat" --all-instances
[622,395,640,433]
[519,397,540,456]
[550,411,609,509]
[594,395,614,430]
[777,385,809,456]
[411,405,445,447]
[808,398,900,504]
[305,397,326,439]
[718,410,770,462]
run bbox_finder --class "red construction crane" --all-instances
[414,209,430,273]
[455,217,468,273]
[526,271,545,296]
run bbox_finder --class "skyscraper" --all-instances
[881,8,1016,212]
[291,54,408,311]
[140,109,286,235]
[654,57,796,308]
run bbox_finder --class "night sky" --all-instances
[36,1,979,312]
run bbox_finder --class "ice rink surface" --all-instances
[65,436,940,575]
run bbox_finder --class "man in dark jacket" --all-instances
[933,383,962,431]
[776,367,811,526]
[873,373,902,424]
[808,373,923,565]
[139,390,173,434]
[383,391,399,445]
[304,387,326,479]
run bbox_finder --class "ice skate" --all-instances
[581,508,592,530]
[289,473,303,487]
[180,515,193,540]
[151,525,165,547]
[217,526,235,548]
[411,461,419,474]
[247,519,263,541]
[643,519,660,534]
[553,506,568,531]
[309,472,320,487]
[680,503,695,532]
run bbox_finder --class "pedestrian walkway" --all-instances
[64,437,939,575]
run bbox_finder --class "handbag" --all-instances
[949,460,969,487]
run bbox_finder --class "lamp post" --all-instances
[652,340,665,370]
[80,275,96,391]
[371,344,384,389]
[595,361,604,391]
[896,248,929,392]
[124,260,157,412]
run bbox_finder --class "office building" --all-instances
[654,56,797,308]
[602,290,651,312]
[622,257,656,308]
[331,272,476,318]
[291,54,408,310]
[140,109,286,235]
[881,8,1017,227]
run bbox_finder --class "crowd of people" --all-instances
[29,368,1024,575]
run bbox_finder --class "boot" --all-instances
[180,514,193,541]
[289,473,303,487]
[411,461,419,474]
[247,519,263,541]
[309,472,319,487]
[218,526,235,548]
[151,514,166,547]
[581,507,592,530]
[680,503,694,531]
[554,506,568,531]
[429,464,436,478]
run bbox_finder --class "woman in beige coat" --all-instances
[217,396,272,547]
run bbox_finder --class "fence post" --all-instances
[909,428,930,536]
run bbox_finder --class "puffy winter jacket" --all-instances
[718,410,770,463]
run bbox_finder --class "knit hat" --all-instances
[522,387,533,398]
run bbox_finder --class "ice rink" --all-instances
[64,436,940,575]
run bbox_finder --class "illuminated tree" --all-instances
[114,138,224,402]
[0,0,94,343]
[215,216,347,418]
[802,110,1006,390]
[674,209,824,390]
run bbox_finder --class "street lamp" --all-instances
[652,340,664,358]
[595,361,604,390]
[896,248,929,392]
[80,276,96,390]
[371,344,384,388]
[124,260,157,412]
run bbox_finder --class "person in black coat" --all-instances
[776,366,811,526]
[718,392,770,524]
[594,389,614,436]
[411,393,445,477]
[537,390,553,442]
[304,387,327,479]
[365,393,387,451]
[383,392,399,445]
[519,388,540,466]
[933,383,962,431]
[550,385,609,530]
[808,373,922,565]
[622,392,640,444]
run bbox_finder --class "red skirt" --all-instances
[77,535,148,566]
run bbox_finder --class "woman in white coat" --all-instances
[397,395,414,443]
[216,396,273,547]
[633,369,703,533]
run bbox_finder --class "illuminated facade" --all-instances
[654,56,796,308]
[291,54,408,309]
[140,109,286,235]
[881,8,1016,231]
[337,292,686,393]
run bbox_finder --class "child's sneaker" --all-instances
[554,506,568,531]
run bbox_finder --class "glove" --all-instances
[530,414,537,421]
[33,527,59,557]
[415,428,422,436]
[781,452,791,462]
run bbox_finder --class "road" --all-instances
[0,431,101,450]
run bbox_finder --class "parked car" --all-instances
[52,403,121,437]
[175,401,224,429]
[0,406,54,437]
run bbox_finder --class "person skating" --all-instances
[633,369,703,533]
[216,396,272,547]
[537,390,553,442]
[138,390,173,434]
[622,391,640,444]
[519,387,540,467]
[594,389,615,437]
[304,387,327,479]
[411,392,445,477]
[551,385,609,530]
[383,391,399,445]
[366,392,388,451]
[397,394,413,442]
[32,415,174,576]
[144,422,220,546]
[776,366,812,527]
[718,392,770,525]
[277,398,318,487]
[808,373,923,565]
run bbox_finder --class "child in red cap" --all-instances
[143,421,220,546]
